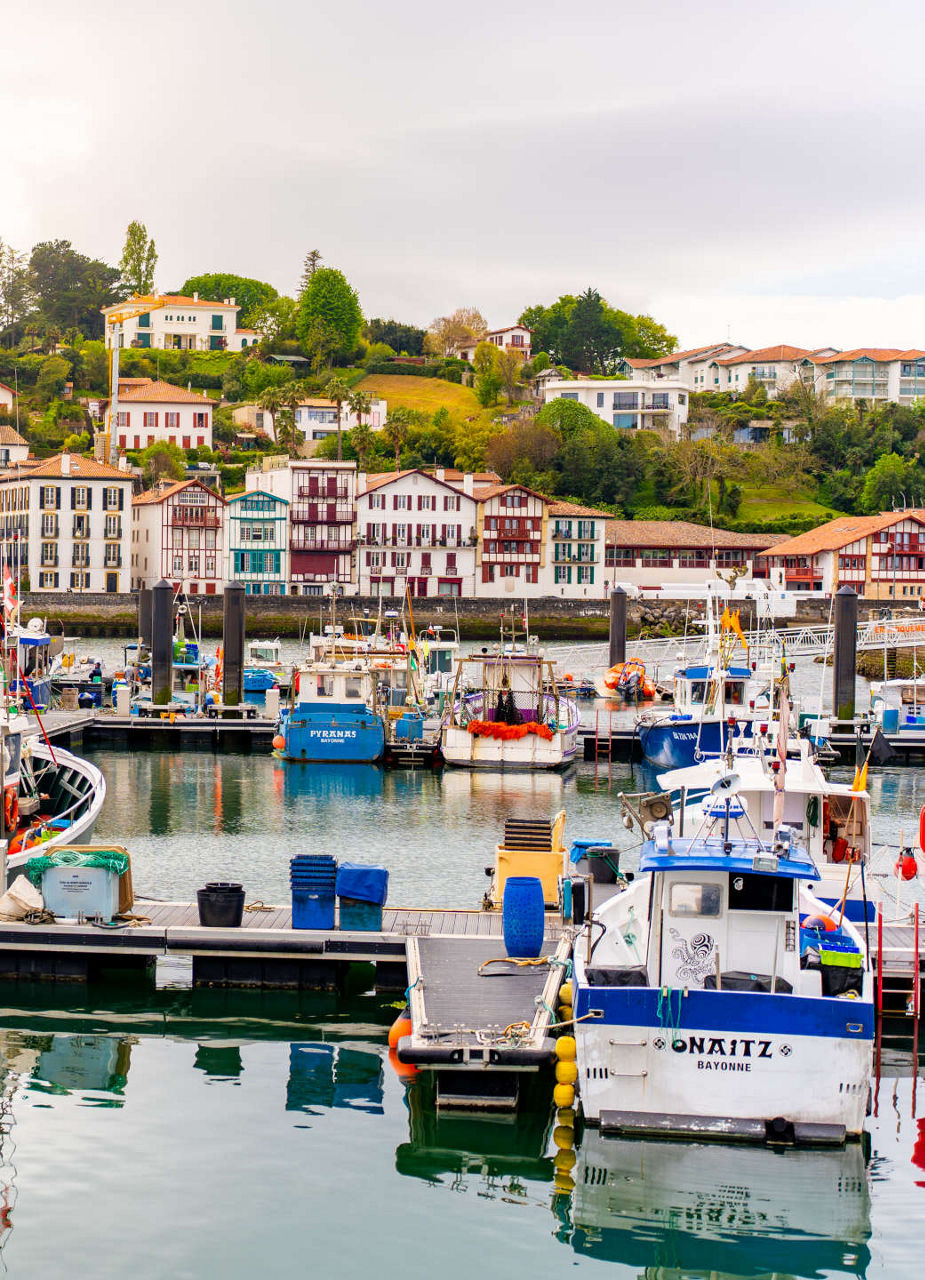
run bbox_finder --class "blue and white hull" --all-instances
[638,716,753,769]
[243,667,278,693]
[279,703,385,763]
[574,985,872,1137]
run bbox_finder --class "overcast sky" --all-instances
[3,0,923,349]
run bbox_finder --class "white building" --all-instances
[810,349,925,406]
[356,469,477,598]
[623,343,747,389]
[0,425,29,465]
[101,293,256,353]
[0,381,16,413]
[605,520,785,592]
[455,325,532,363]
[112,379,214,451]
[543,502,608,597]
[0,454,133,593]
[543,377,690,436]
[232,396,388,448]
[712,344,834,397]
[131,478,226,595]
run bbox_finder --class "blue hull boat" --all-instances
[244,667,278,693]
[638,716,754,769]
[279,705,385,762]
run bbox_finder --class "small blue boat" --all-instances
[277,662,385,763]
[637,662,758,769]
[244,667,278,693]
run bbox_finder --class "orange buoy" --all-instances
[388,1007,412,1048]
[272,734,285,751]
[387,1048,418,1081]
[896,851,919,881]
[803,914,837,932]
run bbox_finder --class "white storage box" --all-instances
[41,866,119,922]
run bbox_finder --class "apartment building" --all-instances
[809,350,925,406]
[246,457,358,595]
[605,521,785,591]
[623,343,747,388]
[132,479,226,595]
[454,325,532,364]
[542,377,690,436]
[101,294,256,352]
[112,379,214,451]
[0,454,133,593]
[713,345,819,396]
[355,469,477,598]
[225,490,290,595]
[757,511,925,598]
[544,502,608,596]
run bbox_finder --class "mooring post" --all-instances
[151,579,173,706]
[223,582,245,708]
[609,587,627,668]
[833,585,858,723]
[138,585,153,648]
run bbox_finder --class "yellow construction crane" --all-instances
[101,295,171,465]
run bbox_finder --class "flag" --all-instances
[772,683,790,829]
[851,760,868,792]
[728,609,747,647]
[869,727,896,766]
[2,565,16,625]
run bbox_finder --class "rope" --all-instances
[244,901,274,913]
[477,955,558,975]
[657,985,684,1045]
[22,909,55,925]
[404,975,422,1001]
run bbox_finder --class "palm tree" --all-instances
[257,386,292,453]
[382,406,413,472]
[325,375,351,462]
[351,420,375,470]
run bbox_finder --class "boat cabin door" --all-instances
[660,871,728,990]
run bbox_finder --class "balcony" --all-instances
[171,509,220,528]
[291,504,353,525]
[291,535,355,553]
[296,486,350,502]
[641,401,672,412]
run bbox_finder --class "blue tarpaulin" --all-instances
[335,862,389,905]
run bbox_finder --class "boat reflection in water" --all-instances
[559,1129,872,1278]
[276,761,385,805]
[395,1082,872,1279]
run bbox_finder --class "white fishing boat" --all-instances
[571,775,874,1143]
[441,652,579,770]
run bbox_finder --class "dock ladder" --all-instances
[874,906,921,1113]
[593,708,615,781]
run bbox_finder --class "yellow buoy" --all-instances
[556,1035,577,1062]
[553,1124,574,1149]
[559,981,573,1005]
[553,1082,575,1109]
[554,1148,577,1173]
[553,1172,575,1194]
[557,1004,573,1024]
[557,1107,576,1127]
[555,1060,578,1085]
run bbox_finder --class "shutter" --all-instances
[70,489,76,509]
[86,489,93,510]
[119,488,124,510]
[55,488,61,509]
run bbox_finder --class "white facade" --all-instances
[131,479,226,595]
[712,346,818,397]
[0,426,29,465]
[102,294,255,353]
[0,454,132,593]
[113,380,214,451]
[625,343,747,388]
[356,470,477,598]
[542,503,608,598]
[455,325,532,363]
[543,378,690,437]
[0,382,15,413]
[811,350,925,406]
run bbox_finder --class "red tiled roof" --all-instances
[756,512,925,557]
[117,379,215,406]
[606,520,789,550]
[811,348,925,365]
[360,469,481,499]
[19,454,129,481]
[102,295,238,312]
[0,425,27,447]
[628,343,738,369]
[0,381,17,396]
[473,483,550,504]
[133,478,225,506]
[716,344,812,366]
[548,501,610,518]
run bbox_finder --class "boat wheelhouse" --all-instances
[277,661,385,763]
[572,790,874,1143]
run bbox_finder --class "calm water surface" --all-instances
[8,641,924,1277]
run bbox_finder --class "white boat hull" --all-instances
[440,724,578,770]
[6,742,106,875]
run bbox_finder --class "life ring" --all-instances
[3,788,17,833]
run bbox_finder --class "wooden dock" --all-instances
[38,710,278,750]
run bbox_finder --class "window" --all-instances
[211,314,223,331]
[613,392,638,410]
[554,565,571,584]
[393,494,410,510]
[72,545,89,567]
[669,883,722,916]
[443,494,460,511]
[72,486,88,510]
[182,436,191,449]
[40,486,59,510]
[418,494,435,510]
[69,572,89,590]
[596,392,604,408]
[41,513,57,538]
[144,412,158,429]
[39,572,58,589]
[370,493,386,509]
[116,411,129,428]
[40,542,57,566]
[559,392,579,401]
[193,413,207,430]
[166,412,180,430]
[577,566,594,584]
[613,414,638,429]
[105,515,121,539]
[650,393,669,410]
[72,514,88,538]
[678,393,687,404]
[104,487,121,511]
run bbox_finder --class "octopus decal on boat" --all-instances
[669,929,716,986]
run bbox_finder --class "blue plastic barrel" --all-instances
[502,876,545,959]
[881,706,900,734]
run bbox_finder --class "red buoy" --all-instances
[919,804,925,854]
[388,1007,412,1049]
[896,852,919,881]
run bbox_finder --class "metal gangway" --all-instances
[546,612,925,679]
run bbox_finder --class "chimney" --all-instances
[435,467,445,482]
[463,472,474,497]
[230,296,235,306]
[193,292,199,302]
[61,453,71,476]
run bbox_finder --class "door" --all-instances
[105,573,118,593]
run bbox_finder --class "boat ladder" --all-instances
[874,907,922,1113]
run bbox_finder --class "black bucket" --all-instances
[585,846,620,884]
[197,882,245,928]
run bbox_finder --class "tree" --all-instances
[119,220,157,295]
[324,375,351,461]
[536,398,606,436]
[0,240,33,344]
[179,273,279,329]
[296,267,363,362]
[35,355,70,405]
[365,317,425,356]
[259,378,318,455]
[299,249,322,294]
[350,420,376,470]
[382,406,414,471]
[348,389,373,436]
[486,421,560,482]
[630,314,678,360]
[521,291,675,369]
[561,288,623,374]
[140,440,186,484]
[496,349,523,404]
[29,240,123,336]
[250,295,298,346]
[424,308,487,357]
[861,453,917,513]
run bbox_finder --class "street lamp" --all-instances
[886,541,897,601]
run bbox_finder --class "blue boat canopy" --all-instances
[678,665,751,680]
[639,835,820,881]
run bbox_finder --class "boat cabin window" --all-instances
[689,681,707,704]
[344,677,362,698]
[728,873,793,912]
[725,681,745,706]
[316,675,334,697]
[669,883,722,917]
[430,649,453,674]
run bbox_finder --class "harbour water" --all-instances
[7,637,923,1276]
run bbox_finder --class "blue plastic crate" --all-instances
[339,898,383,931]
[335,863,389,906]
[292,888,335,930]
